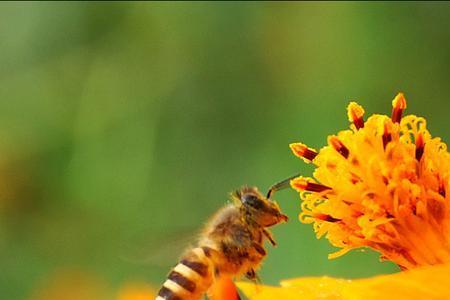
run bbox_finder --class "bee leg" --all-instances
[251,242,266,256]
[245,268,261,284]
[263,228,276,246]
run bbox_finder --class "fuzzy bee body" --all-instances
[156,186,288,300]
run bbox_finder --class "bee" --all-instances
[155,175,297,300]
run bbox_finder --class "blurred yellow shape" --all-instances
[117,282,156,300]
[28,268,109,300]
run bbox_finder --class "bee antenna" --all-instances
[266,173,301,199]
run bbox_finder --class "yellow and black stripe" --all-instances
[156,247,213,300]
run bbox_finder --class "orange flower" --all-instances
[290,93,450,269]
[239,93,450,300]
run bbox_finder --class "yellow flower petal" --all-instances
[238,263,450,300]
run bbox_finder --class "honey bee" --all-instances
[155,175,297,300]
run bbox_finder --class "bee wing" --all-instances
[207,275,241,300]
[119,227,198,267]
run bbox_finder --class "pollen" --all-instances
[290,93,450,270]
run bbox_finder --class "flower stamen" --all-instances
[291,177,331,193]
[391,92,407,123]
[415,132,425,161]
[289,143,318,163]
[382,121,393,149]
[328,136,349,159]
[315,213,341,223]
[347,102,365,129]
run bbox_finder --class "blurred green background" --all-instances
[1,2,450,299]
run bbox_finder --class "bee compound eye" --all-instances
[241,194,263,209]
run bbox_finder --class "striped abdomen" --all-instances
[156,247,213,300]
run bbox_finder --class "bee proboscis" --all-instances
[155,175,297,300]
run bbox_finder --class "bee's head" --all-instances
[232,186,288,227]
